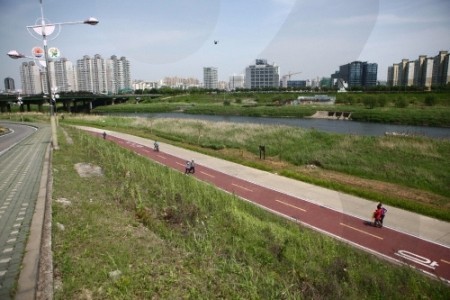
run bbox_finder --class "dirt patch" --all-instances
[74,163,104,177]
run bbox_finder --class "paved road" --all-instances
[0,122,51,300]
[78,126,450,284]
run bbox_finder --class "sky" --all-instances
[1,0,449,88]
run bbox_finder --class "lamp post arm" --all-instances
[26,18,99,29]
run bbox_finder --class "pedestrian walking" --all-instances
[185,161,191,174]
[373,203,384,228]
[379,203,387,225]
[190,160,195,174]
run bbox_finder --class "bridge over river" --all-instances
[0,94,130,114]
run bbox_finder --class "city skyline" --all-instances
[1,0,449,86]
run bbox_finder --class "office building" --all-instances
[337,61,378,88]
[4,77,15,93]
[203,67,218,89]
[244,59,280,89]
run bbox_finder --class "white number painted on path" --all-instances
[395,250,439,269]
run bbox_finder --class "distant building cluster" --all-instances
[18,54,131,96]
[4,50,449,95]
[387,50,450,89]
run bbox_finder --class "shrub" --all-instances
[377,95,387,107]
[363,96,377,109]
[424,95,436,106]
[394,97,408,108]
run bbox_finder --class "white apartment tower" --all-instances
[110,55,132,94]
[405,61,415,86]
[20,61,43,95]
[92,54,108,94]
[203,67,218,89]
[77,55,95,93]
[423,57,434,89]
[77,54,130,94]
[51,58,77,92]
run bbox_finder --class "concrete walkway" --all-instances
[76,126,450,248]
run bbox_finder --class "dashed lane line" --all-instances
[231,183,253,192]
[340,223,384,240]
[275,199,307,212]
[200,171,215,178]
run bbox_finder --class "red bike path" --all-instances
[88,130,450,283]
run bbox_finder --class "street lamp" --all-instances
[7,0,98,150]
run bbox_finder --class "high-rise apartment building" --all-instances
[92,54,108,94]
[432,50,450,86]
[405,61,415,86]
[20,61,43,95]
[50,58,77,92]
[77,55,95,93]
[244,59,280,89]
[76,54,132,94]
[4,77,15,92]
[203,67,218,89]
[388,50,449,89]
[16,54,131,95]
[110,55,132,93]
[387,65,395,87]
[423,57,434,88]
[413,55,427,87]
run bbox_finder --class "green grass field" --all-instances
[51,126,450,299]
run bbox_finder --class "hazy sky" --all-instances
[1,0,449,87]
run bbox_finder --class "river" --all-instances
[121,112,450,139]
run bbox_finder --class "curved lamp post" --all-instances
[7,0,98,150]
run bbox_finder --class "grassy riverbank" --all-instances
[93,91,450,127]
[51,126,450,299]
[58,114,450,222]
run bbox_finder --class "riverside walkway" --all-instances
[77,126,450,284]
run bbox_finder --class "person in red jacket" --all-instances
[373,204,383,227]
